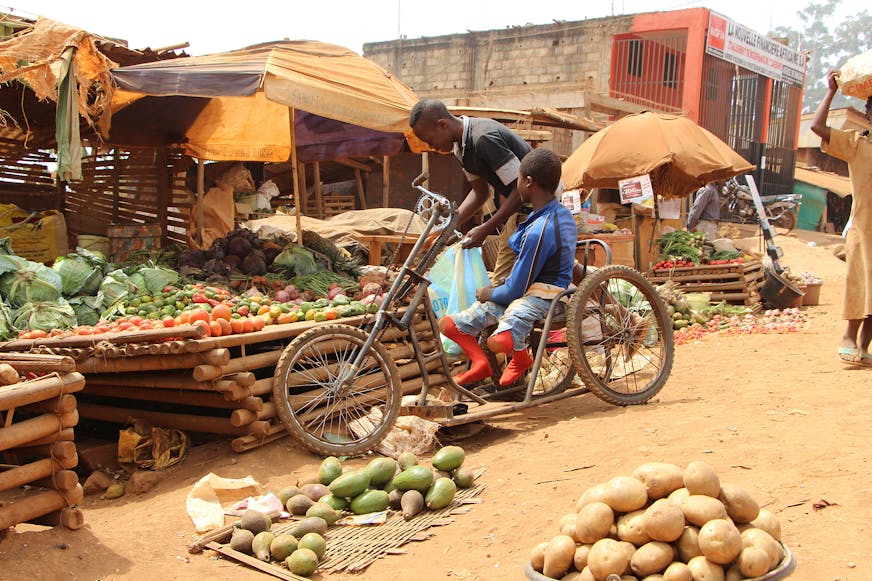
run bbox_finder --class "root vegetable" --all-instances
[575,502,614,544]
[588,538,631,580]
[633,463,684,499]
[543,534,576,579]
[683,461,721,497]
[643,499,685,542]
[630,541,674,577]
[749,510,781,541]
[604,476,648,513]
[697,519,742,564]
[718,484,759,524]
[530,541,548,572]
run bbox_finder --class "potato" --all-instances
[718,484,759,523]
[749,509,781,541]
[737,546,770,577]
[681,495,728,527]
[676,526,703,562]
[686,556,725,581]
[577,483,610,511]
[668,487,690,505]
[544,535,578,579]
[724,564,742,581]
[578,566,597,581]
[632,463,684,499]
[562,572,583,581]
[741,528,782,570]
[683,461,721,497]
[640,576,664,581]
[617,510,651,546]
[562,520,582,542]
[698,519,742,565]
[620,576,639,581]
[618,541,637,563]
[0,363,19,386]
[604,477,649,513]
[643,498,685,542]
[530,541,548,572]
[560,512,579,529]
[576,502,615,544]
[662,562,693,581]
[574,545,592,571]
[588,538,631,581]
[630,541,674,577]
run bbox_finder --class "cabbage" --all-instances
[0,299,16,339]
[135,264,179,294]
[13,299,77,332]
[274,246,318,276]
[99,269,136,306]
[0,237,13,256]
[0,255,63,308]
[52,247,106,296]
[68,295,102,326]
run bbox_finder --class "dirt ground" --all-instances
[1,229,870,581]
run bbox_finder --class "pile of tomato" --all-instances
[652,259,696,270]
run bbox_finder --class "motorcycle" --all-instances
[720,177,801,231]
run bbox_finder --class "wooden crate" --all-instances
[646,259,765,306]
[321,193,356,218]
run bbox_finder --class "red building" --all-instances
[610,8,806,195]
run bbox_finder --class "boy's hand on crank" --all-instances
[476,285,494,303]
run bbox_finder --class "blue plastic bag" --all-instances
[427,244,491,355]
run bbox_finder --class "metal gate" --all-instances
[611,33,688,113]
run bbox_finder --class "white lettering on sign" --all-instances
[705,11,806,87]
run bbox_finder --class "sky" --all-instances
[2,0,867,60]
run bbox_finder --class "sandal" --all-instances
[838,347,862,364]
[860,352,872,367]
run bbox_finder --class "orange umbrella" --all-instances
[562,112,755,198]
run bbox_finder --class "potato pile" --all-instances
[529,461,785,581]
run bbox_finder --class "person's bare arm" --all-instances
[461,186,523,248]
[455,178,492,227]
[811,70,840,144]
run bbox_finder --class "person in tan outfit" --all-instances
[811,70,872,365]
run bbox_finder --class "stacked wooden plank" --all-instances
[646,259,765,307]
[0,309,437,454]
[0,355,86,531]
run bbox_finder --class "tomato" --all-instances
[218,319,232,336]
[276,313,297,325]
[75,327,93,336]
[188,308,210,324]
[191,319,211,337]
[211,304,232,322]
[30,329,48,338]
[230,318,245,334]
[241,318,255,333]
[139,322,154,331]
[251,316,266,332]
[236,305,250,317]
[161,316,176,328]
[209,320,223,337]
[324,308,338,321]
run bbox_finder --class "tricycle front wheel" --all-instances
[566,265,674,406]
[272,324,401,456]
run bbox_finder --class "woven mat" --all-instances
[210,484,485,578]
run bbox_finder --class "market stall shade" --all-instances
[562,112,755,198]
[105,40,421,162]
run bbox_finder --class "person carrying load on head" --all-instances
[436,149,578,387]
[811,69,872,366]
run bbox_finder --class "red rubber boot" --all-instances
[499,348,533,387]
[440,317,492,385]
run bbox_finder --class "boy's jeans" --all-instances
[450,295,551,351]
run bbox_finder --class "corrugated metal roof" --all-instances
[794,167,852,197]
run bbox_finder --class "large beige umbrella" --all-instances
[562,112,755,198]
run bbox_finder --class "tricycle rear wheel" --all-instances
[566,265,673,406]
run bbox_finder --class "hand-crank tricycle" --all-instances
[272,177,675,456]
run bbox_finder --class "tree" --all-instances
[770,0,872,112]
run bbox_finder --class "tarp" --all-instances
[107,40,421,162]
[794,167,852,198]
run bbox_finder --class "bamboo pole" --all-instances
[299,161,308,214]
[0,353,76,373]
[76,348,229,374]
[313,161,322,219]
[81,385,242,410]
[0,372,85,411]
[0,411,79,452]
[24,394,77,415]
[7,440,75,462]
[0,483,84,530]
[230,402,276,427]
[19,428,74,448]
[231,423,288,454]
[382,155,390,207]
[289,108,303,245]
[75,402,263,437]
[83,371,255,391]
[32,469,79,492]
[0,325,204,352]
[197,158,205,247]
[354,168,367,210]
[28,507,85,530]
[0,453,78,492]
[193,350,281,382]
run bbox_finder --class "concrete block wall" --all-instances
[365,15,633,105]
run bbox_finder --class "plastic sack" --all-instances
[427,244,491,355]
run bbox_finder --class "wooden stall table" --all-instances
[357,234,416,266]
[577,231,636,268]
